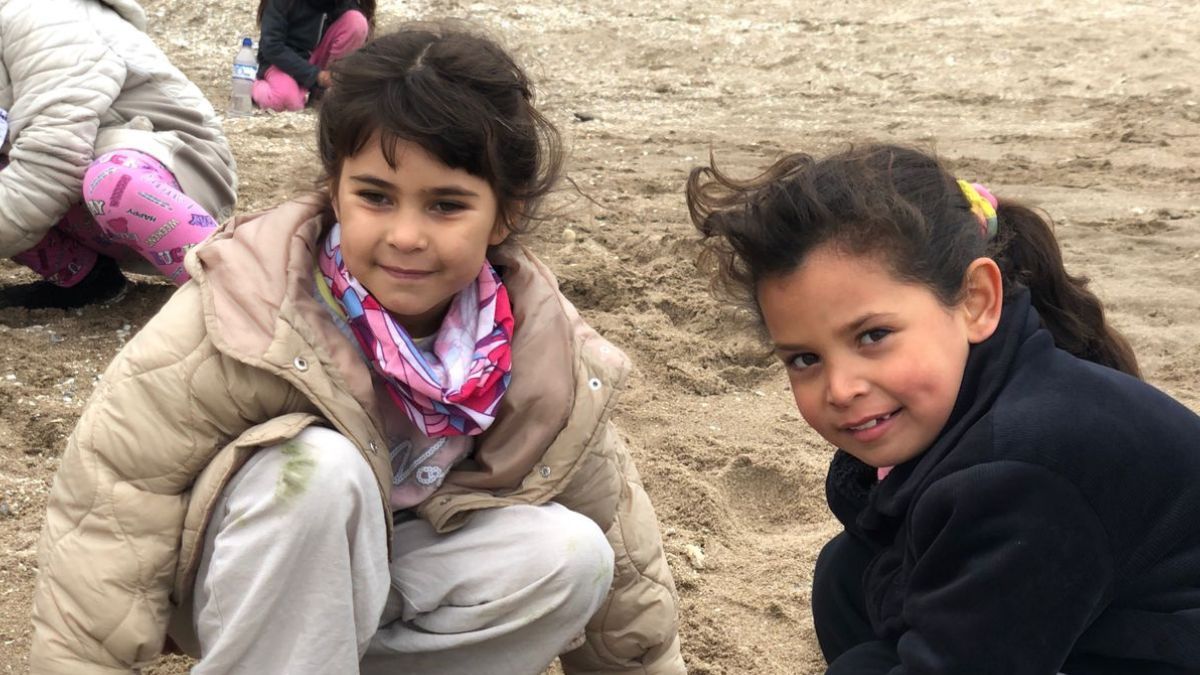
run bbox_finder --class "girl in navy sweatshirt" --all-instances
[252,0,373,111]
[688,143,1200,674]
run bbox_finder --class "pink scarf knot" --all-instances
[317,223,514,436]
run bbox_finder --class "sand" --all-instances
[2,0,1199,672]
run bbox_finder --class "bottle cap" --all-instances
[242,37,253,47]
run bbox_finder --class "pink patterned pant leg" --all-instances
[308,10,369,69]
[81,150,220,285]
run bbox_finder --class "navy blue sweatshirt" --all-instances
[826,289,1200,674]
[257,0,359,90]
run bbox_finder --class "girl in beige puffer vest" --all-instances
[32,22,685,675]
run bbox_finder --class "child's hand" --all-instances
[317,70,333,89]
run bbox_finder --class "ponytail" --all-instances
[255,0,278,25]
[992,203,1140,378]
[355,0,377,28]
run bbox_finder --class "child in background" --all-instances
[252,0,372,112]
[0,0,238,309]
[688,144,1200,674]
[32,24,684,674]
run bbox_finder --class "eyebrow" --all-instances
[772,311,892,352]
[346,174,481,197]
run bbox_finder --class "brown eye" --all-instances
[859,328,891,346]
[358,191,389,206]
[431,201,466,215]
[788,353,820,370]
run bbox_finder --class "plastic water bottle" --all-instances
[228,37,257,117]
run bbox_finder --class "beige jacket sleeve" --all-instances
[30,285,296,674]
[560,423,686,674]
[0,0,127,257]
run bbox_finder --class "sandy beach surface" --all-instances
[2,0,1199,672]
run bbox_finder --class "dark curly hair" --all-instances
[315,21,563,234]
[686,143,1139,377]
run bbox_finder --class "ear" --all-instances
[489,203,521,246]
[489,219,511,247]
[961,257,1003,344]
[328,178,341,220]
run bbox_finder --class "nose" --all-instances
[385,208,428,252]
[825,360,869,408]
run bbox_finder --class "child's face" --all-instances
[758,246,982,468]
[332,136,508,337]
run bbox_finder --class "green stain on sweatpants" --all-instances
[275,440,316,503]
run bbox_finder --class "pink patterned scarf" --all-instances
[317,223,514,436]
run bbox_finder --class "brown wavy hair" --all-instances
[313,22,562,234]
[686,143,1140,377]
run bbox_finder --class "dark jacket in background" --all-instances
[257,0,358,89]
[826,289,1200,674]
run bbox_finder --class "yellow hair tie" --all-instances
[957,179,998,238]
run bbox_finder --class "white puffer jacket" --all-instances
[0,0,237,258]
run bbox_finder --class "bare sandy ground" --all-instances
[2,0,1199,672]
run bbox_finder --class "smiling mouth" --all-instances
[380,265,432,278]
[846,409,901,432]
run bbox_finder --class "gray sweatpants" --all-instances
[171,426,614,674]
